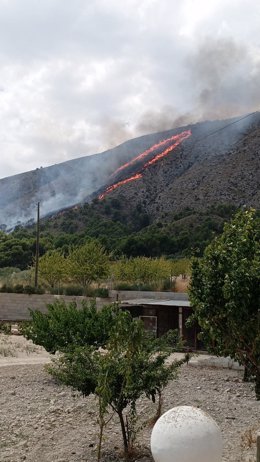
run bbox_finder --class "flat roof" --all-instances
[121,299,191,307]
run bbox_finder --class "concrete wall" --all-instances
[0,290,189,322]
[0,294,113,321]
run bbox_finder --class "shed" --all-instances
[120,297,202,350]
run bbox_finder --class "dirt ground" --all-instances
[0,334,259,462]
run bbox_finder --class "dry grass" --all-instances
[0,333,44,357]
[240,426,258,462]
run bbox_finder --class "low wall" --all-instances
[0,294,113,322]
[0,290,189,322]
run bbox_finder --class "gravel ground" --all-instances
[0,358,259,462]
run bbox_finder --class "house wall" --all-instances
[121,303,201,350]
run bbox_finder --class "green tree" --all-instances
[189,209,260,399]
[38,250,67,289]
[170,258,191,279]
[68,240,109,289]
[21,300,116,354]
[113,257,171,289]
[48,308,183,459]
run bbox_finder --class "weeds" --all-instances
[0,345,16,357]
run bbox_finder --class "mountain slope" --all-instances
[96,112,260,220]
[0,112,259,230]
[0,125,202,229]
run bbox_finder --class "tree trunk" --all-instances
[117,409,129,458]
[97,422,104,462]
[243,359,252,382]
[255,371,260,401]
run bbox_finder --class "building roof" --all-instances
[120,298,191,307]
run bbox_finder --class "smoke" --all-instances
[134,37,260,135]
[135,106,196,134]
[1,1,260,224]
[189,37,260,120]
[100,119,133,151]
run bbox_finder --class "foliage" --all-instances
[0,230,50,270]
[170,258,191,279]
[63,285,84,296]
[0,322,11,334]
[91,287,109,298]
[62,286,109,297]
[0,283,44,294]
[112,257,172,289]
[21,300,116,354]
[67,240,110,288]
[189,209,260,399]
[38,250,67,288]
[0,204,242,271]
[23,285,45,294]
[112,257,190,291]
[0,266,21,278]
[47,308,183,459]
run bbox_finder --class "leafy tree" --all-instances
[0,235,34,269]
[21,300,116,354]
[113,257,172,289]
[170,258,191,279]
[47,308,183,459]
[189,209,260,399]
[67,239,110,289]
[38,250,67,288]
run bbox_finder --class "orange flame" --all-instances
[98,173,143,200]
[112,130,191,176]
[144,130,191,167]
[99,129,192,200]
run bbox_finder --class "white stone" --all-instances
[151,405,222,462]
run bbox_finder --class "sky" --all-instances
[0,0,260,179]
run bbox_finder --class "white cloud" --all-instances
[0,0,260,178]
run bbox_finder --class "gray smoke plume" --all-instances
[189,37,260,120]
[135,37,260,135]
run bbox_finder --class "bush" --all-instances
[64,286,84,296]
[114,282,155,291]
[0,284,45,294]
[0,322,11,334]
[0,284,13,293]
[13,284,24,293]
[21,300,117,353]
[93,287,109,298]
[23,285,45,295]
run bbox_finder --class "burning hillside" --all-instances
[98,130,192,199]
[96,112,260,221]
[0,112,259,229]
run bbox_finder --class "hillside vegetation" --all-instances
[0,113,259,270]
[0,202,241,272]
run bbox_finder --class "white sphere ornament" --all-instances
[151,405,222,462]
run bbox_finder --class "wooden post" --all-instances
[257,433,260,462]
[178,307,183,339]
[34,202,40,289]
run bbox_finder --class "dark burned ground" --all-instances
[0,362,259,462]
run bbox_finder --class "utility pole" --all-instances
[34,202,40,288]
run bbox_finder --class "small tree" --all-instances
[23,301,183,459]
[170,258,191,280]
[48,309,183,459]
[113,257,172,289]
[38,250,67,289]
[21,300,116,353]
[189,209,260,399]
[68,240,109,289]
